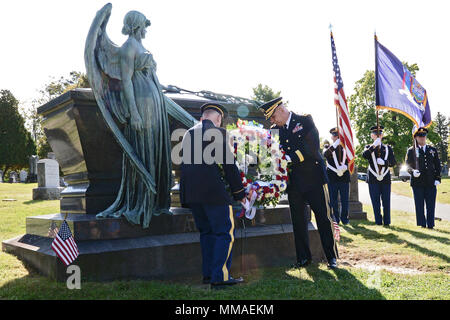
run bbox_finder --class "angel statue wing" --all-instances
[85,3,157,193]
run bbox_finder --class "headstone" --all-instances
[59,177,67,187]
[19,170,28,183]
[0,170,3,183]
[9,171,18,183]
[28,155,39,183]
[32,159,63,200]
[348,167,367,220]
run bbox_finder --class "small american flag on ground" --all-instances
[51,220,79,266]
[331,31,356,174]
[333,221,341,242]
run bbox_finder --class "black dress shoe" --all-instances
[327,258,338,269]
[202,277,211,284]
[211,277,244,290]
[291,259,311,269]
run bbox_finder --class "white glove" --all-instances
[285,155,292,162]
[241,198,250,211]
[332,139,340,148]
[340,165,348,172]
[337,170,344,177]
[376,158,385,166]
[413,170,421,178]
[373,138,381,147]
[435,180,441,186]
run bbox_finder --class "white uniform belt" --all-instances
[369,145,389,181]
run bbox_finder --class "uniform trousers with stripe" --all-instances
[368,183,391,225]
[189,204,235,283]
[412,186,437,228]
[287,184,338,262]
[328,181,350,224]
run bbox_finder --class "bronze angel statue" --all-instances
[85,3,196,228]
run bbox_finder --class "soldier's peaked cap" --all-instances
[258,97,283,120]
[414,127,428,137]
[330,127,339,136]
[370,125,384,134]
[200,103,228,118]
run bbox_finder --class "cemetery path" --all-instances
[358,181,450,222]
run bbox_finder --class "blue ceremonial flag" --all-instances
[375,36,432,132]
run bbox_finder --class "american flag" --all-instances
[331,31,356,174]
[51,220,79,266]
[333,220,341,242]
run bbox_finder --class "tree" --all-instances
[433,112,449,166]
[348,63,437,174]
[251,84,281,102]
[0,90,36,179]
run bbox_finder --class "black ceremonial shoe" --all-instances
[327,258,338,270]
[291,259,311,269]
[202,277,211,284]
[211,277,244,290]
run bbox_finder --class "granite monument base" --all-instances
[2,206,326,282]
[32,187,64,200]
[348,201,367,220]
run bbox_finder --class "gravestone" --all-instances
[28,155,39,183]
[32,159,64,200]
[0,170,3,183]
[19,170,28,183]
[9,171,18,183]
[348,167,367,220]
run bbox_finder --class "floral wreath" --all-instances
[226,119,289,218]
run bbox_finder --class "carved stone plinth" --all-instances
[3,206,326,282]
[349,167,367,220]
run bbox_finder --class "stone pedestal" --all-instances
[348,167,367,220]
[2,205,326,282]
[32,159,63,200]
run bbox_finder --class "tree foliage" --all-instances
[0,90,36,178]
[433,112,449,166]
[251,84,281,102]
[348,63,441,173]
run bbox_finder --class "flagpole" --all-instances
[331,27,342,163]
[413,135,419,170]
[374,32,382,173]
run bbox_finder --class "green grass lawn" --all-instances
[391,178,450,204]
[1,183,449,300]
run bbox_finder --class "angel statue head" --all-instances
[122,10,151,39]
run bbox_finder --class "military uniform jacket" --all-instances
[180,119,245,206]
[405,145,441,187]
[272,112,328,193]
[323,144,350,183]
[362,143,396,184]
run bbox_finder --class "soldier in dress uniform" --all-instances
[362,125,396,226]
[323,127,350,225]
[259,97,338,269]
[405,127,441,229]
[180,103,247,289]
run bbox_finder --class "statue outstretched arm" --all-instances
[164,96,198,128]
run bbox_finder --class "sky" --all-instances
[0,0,449,139]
